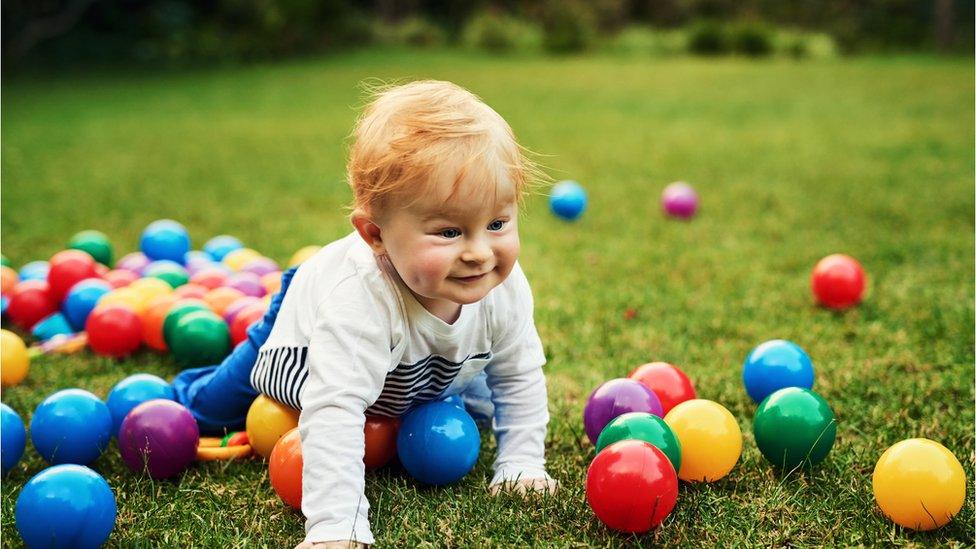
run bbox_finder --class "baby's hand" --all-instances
[294,541,367,549]
[489,477,559,497]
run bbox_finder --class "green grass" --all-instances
[2,49,973,547]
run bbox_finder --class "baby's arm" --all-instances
[298,276,396,545]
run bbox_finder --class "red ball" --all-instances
[628,362,696,415]
[86,304,143,358]
[48,250,98,303]
[586,440,679,533]
[174,283,209,300]
[811,254,865,310]
[230,302,266,347]
[364,415,400,470]
[6,280,57,330]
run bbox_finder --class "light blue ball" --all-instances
[32,312,74,341]
[742,340,815,404]
[31,389,112,466]
[1,403,26,475]
[15,464,116,549]
[106,374,175,436]
[549,180,588,221]
[140,219,191,264]
[18,261,49,282]
[397,400,480,486]
[204,235,244,262]
[62,279,111,331]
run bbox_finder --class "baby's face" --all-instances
[378,176,520,316]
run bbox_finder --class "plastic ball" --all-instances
[289,245,321,267]
[162,299,211,347]
[230,302,266,346]
[742,339,814,404]
[246,395,300,459]
[261,272,283,296]
[68,230,113,266]
[397,400,480,486]
[661,182,699,219]
[48,249,98,303]
[183,251,213,272]
[169,310,230,367]
[224,296,261,326]
[664,399,742,482]
[365,415,401,470]
[95,287,145,315]
[269,427,303,509]
[753,387,836,470]
[203,235,244,262]
[32,311,74,341]
[144,260,189,289]
[595,412,682,471]
[103,268,139,289]
[18,260,50,281]
[141,294,179,351]
[174,282,209,300]
[63,278,111,331]
[0,254,9,267]
[628,362,696,415]
[118,399,199,479]
[549,180,587,221]
[190,267,229,290]
[1,265,18,294]
[583,378,663,445]
[115,252,151,274]
[221,431,249,447]
[1,403,26,475]
[7,279,57,330]
[225,271,266,298]
[1,329,30,386]
[203,286,245,316]
[223,248,262,271]
[31,389,112,465]
[106,374,175,436]
[242,257,280,278]
[873,438,966,531]
[15,464,116,548]
[140,219,191,264]
[812,253,866,310]
[86,304,141,357]
[586,440,679,533]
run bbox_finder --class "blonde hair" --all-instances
[347,80,543,218]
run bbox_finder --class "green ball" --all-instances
[145,263,189,289]
[169,310,230,367]
[68,230,113,266]
[0,254,10,267]
[595,412,682,471]
[163,302,210,347]
[753,387,836,470]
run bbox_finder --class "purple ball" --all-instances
[662,182,699,219]
[583,378,663,444]
[223,296,261,325]
[118,399,199,479]
[241,257,280,278]
[116,252,151,274]
[225,272,265,298]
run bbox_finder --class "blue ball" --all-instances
[62,279,111,331]
[31,389,112,466]
[15,464,116,549]
[140,219,191,264]
[441,395,465,409]
[549,180,588,221]
[106,374,175,436]
[32,312,75,341]
[18,260,49,282]
[742,340,815,404]
[204,235,244,262]
[1,403,26,475]
[1,295,8,317]
[397,400,480,486]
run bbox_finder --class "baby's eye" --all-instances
[488,220,506,231]
[439,228,461,239]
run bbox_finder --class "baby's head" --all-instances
[347,80,538,316]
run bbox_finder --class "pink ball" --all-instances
[116,252,151,274]
[223,296,261,325]
[241,257,280,278]
[225,272,265,298]
[662,182,699,219]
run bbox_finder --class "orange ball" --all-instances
[203,287,246,316]
[174,283,209,300]
[269,427,303,509]
[142,294,180,351]
[364,415,400,470]
[1,266,19,294]
[261,272,282,296]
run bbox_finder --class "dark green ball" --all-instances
[68,230,113,266]
[162,302,210,347]
[753,387,836,471]
[595,412,682,471]
[0,254,10,268]
[145,263,189,289]
[169,310,230,367]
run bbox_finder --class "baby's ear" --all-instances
[351,210,386,255]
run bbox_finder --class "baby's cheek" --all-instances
[410,249,452,285]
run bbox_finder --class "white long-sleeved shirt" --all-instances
[250,232,549,544]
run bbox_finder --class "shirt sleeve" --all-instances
[484,263,551,486]
[299,272,399,544]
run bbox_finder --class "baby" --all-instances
[173,80,555,547]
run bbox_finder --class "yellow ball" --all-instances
[1,329,29,387]
[223,248,262,272]
[288,246,321,268]
[664,399,742,482]
[873,438,966,530]
[246,395,299,458]
[128,277,173,307]
[95,287,144,315]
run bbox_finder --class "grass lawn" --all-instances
[1,49,973,547]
